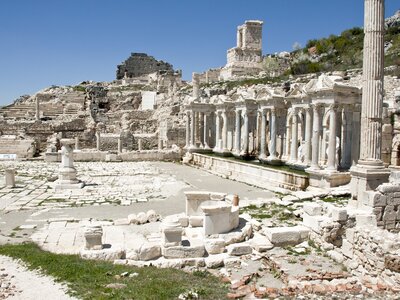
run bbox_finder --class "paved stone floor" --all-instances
[0,161,273,241]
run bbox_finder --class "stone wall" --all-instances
[116,53,174,80]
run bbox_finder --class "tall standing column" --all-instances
[290,110,298,162]
[192,73,200,100]
[234,110,241,154]
[185,111,190,148]
[203,113,210,149]
[259,109,267,159]
[96,132,101,151]
[199,112,204,148]
[304,107,312,165]
[269,108,277,160]
[222,111,228,151]
[311,105,321,169]
[359,0,385,166]
[190,110,195,148]
[327,105,338,171]
[214,112,221,151]
[242,111,249,155]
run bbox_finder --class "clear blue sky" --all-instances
[0,0,398,106]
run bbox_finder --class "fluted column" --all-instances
[214,112,221,150]
[190,110,195,147]
[222,111,228,150]
[203,112,210,149]
[269,108,277,159]
[234,109,241,154]
[259,109,267,159]
[327,105,337,171]
[242,111,249,155]
[358,0,385,167]
[199,112,204,148]
[311,105,321,169]
[290,110,298,162]
[185,111,190,148]
[192,73,200,100]
[304,107,312,165]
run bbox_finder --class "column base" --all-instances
[259,156,283,166]
[306,168,351,188]
[350,164,390,201]
[55,180,85,190]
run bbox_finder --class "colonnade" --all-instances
[185,80,361,173]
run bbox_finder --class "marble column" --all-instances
[350,0,389,201]
[304,107,312,165]
[222,111,228,150]
[203,113,210,149]
[138,138,143,151]
[118,137,122,153]
[56,139,84,189]
[199,112,204,148]
[35,96,40,121]
[242,111,249,155]
[327,105,337,171]
[190,110,195,148]
[214,112,221,150]
[75,136,79,151]
[185,111,190,148]
[96,132,101,151]
[269,108,277,160]
[290,110,298,162]
[311,105,321,169]
[259,109,267,159]
[358,0,385,167]
[234,110,241,154]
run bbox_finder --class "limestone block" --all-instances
[221,223,252,245]
[248,233,274,252]
[377,183,400,194]
[113,218,130,226]
[226,243,252,256]
[162,245,205,259]
[126,242,161,261]
[5,169,16,187]
[341,239,353,258]
[80,247,124,261]
[355,214,377,228]
[302,202,323,216]
[388,195,400,206]
[264,226,309,246]
[327,250,345,263]
[205,238,226,254]
[84,226,103,250]
[189,216,203,227]
[364,191,387,207]
[146,210,160,223]
[136,212,148,224]
[302,214,329,233]
[128,214,138,224]
[209,192,227,201]
[331,208,348,222]
[184,191,211,201]
[383,206,397,222]
[373,207,384,221]
[204,253,228,268]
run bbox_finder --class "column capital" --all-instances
[329,103,338,111]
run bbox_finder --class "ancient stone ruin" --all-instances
[1,0,400,298]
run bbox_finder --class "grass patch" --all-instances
[0,243,229,300]
[241,203,301,226]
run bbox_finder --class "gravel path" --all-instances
[0,255,76,300]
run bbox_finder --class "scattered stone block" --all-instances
[114,218,130,226]
[303,202,323,216]
[126,242,161,261]
[162,245,205,259]
[205,253,227,268]
[248,233,274,252]
[136,212,148,224]
[161,219,182,247]
[146,210,160,222]
[5,169,16,188]
[80,247,124,261]
[341,239,353,258]
[189,216,203,227]
[205,238,226,254]
[355,214,377,228]
[331,207,348,222]
[227,243,252,256]
[385,255,400,272]
[302,214,329,233]
[264,226,309,246]
[128,214,138,224]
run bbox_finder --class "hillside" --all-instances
[264,10,400,77]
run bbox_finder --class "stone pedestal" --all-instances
[84,226,103,250]
[161,219,183,248]
[5,169,16,188]
[55,139,84,190]
[307,168,351,188]
[350,165,390,200]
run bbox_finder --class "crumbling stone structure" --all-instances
[116,53,174,80]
